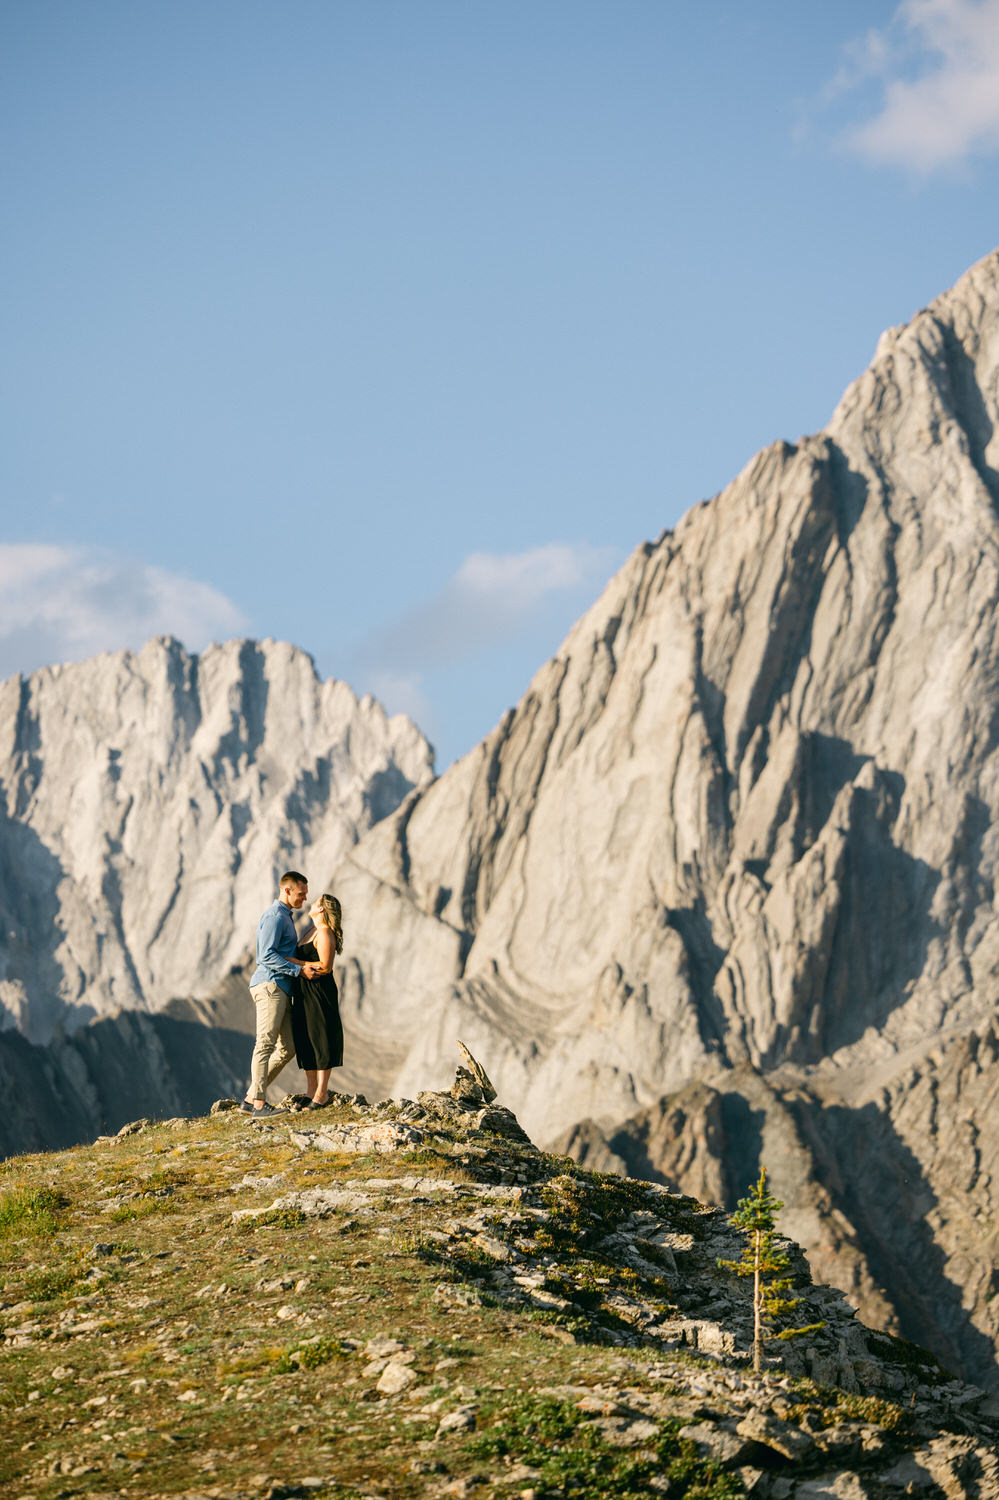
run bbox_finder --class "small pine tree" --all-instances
[718,1166,824,1373]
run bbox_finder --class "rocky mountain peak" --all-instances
[310,249,999,1385]
[0,635,433,1042]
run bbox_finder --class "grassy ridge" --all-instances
[0,1105,744,1499]
[1,1094,993,1499]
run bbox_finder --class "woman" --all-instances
[292,893,344,1108]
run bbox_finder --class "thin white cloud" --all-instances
[0,543,247,680]
[823,0,999,171]
[347,541,618,764]
[355,542,618,675]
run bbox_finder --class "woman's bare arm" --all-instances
[312,926,335,974]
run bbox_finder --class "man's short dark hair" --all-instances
[280,870,307,887]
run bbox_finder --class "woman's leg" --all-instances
[304,1068,318,1101]
[314,1067,332,1104]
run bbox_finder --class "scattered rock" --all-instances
[735,1410,815,1463]
[365,1336,410,1358]
[434,1285,486,1310]
[377,1359,419,1395]
[472,1105,534,1145]
[289,1121,424,1154]
[232,1186,373,1223]
[435,1405,477,1438]
[792,1477,868,1499]
[591,1414,662,1447]
[469,1233,517,1263]
[680,1422,750,1464]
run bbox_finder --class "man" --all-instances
[241,870,318,1116]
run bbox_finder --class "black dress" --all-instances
[292,941,344,1069]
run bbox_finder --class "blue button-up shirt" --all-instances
[250,899,300,995]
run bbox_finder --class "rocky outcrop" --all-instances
[0,635,433,1043]
[556,1039,999,1391]
[8,1059,997,1499]
[311,249,999,1383]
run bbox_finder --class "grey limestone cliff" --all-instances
[317,249,999,1385]
[0,635,433,1043]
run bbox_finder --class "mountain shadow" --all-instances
[0,1013,249,1159]
[788,1095,999,1390]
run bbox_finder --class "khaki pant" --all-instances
[248,980,296,1100]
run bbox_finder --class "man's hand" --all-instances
[300,962,318,980]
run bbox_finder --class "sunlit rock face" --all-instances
[0,636,433,1042]
[325,249,999,1383]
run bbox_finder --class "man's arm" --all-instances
[257,907,304,978]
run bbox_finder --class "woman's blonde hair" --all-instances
[314,893,344,954]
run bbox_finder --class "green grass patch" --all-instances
[0,1186,65,1238]
[108,1200,162,1223]
[464,1394,743,1498]
[21,1261,82,1301]
[275,1334,353,1373]
[398,1145,456,1171]
[868,1330,953,1383]
[787,1379,910,1433]
[415,1241,498,1280]
[536,1171,707,1259]
[219,1347,290,1379]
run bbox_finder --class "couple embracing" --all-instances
[242,870,344,1117]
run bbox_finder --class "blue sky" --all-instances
[2,1,998,767]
